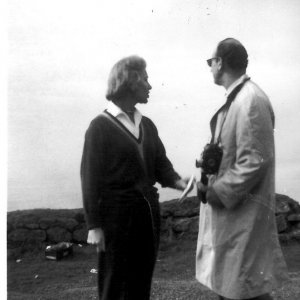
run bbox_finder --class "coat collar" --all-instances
[210,76,250,143]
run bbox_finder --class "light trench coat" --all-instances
[196,77,289,299]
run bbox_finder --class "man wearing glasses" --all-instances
[195,38,289,300]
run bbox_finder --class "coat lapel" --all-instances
[209,77,250,143]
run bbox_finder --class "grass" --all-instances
[7,239,300,300]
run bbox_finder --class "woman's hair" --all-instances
[106,55,146,101]
[216,38,248,72]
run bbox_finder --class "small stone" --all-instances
[290,229,300,240]
[287,214,300,222]
[276,215,288,233]
[278,233,291,243]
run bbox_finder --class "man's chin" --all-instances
[138,98,148,104]
[214,78,222,86]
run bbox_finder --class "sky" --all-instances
[7,0,300,211]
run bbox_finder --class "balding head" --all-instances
[216,38,248,74]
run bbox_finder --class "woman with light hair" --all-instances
[81,55,188,300]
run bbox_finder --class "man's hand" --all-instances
[197,181,208,194]
[87,228,105,252]
[206,187,224,208]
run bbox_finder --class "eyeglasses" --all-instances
[207,57,219,67]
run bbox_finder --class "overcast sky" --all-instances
[7,0,300,211]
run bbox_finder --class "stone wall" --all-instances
[7,194,300,258]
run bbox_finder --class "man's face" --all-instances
[134,69,152,104]
[208,50,222,86]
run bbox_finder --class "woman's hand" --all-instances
[174,177,190,191]
[87,228,105,252]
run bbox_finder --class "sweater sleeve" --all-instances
[80,121,106,230]
[150,121,181,187]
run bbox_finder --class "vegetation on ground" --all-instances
[7,238,300,300]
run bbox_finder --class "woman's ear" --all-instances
[129,71,140,91]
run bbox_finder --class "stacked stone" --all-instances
[160,196,200,242]
[7,194,300,258]
[275,194,300,243]
[7,209,87,258]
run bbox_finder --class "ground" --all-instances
[7,239,300,300]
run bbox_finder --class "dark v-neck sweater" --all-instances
[80,112,180,229]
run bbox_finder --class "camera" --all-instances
[196,143,223,175]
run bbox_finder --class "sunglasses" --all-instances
[207,57,219,67]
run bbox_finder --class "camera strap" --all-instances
[212,77,250,144]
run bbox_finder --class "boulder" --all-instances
[172,218,191,233]
[7,222,15,234]
[27,230,47,243]
[14,214,40,229]
[276,214,288,233]
[24,223,39,230]
[275,195,291,214]
[189,216,200,234]
[47,227,72,243]
[287,214,300,222]
[73,227,88,243]
[276,194,300,214]
[290,229,300,240]
[39,217,58,230]
[278,233,291,243]
[160,197,200,218]
[8,228,30,243]
[56,218,79,231]
[74,211,85,223]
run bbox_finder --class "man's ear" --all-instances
[217,57,223,71]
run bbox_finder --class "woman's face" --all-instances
[134,69,152,104]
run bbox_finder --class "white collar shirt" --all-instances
[106,101,142,139]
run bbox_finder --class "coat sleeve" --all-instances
[80,121,106,229]
[211,94,275,209]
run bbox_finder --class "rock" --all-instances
[278,233,291,243]
[56,218,79,231]
[290,229,300,240]
[8,229,30,243]
[73,227,88,243]
[47,227,72,243]
[276,214,288,233]
[39,217,57,230]
[172,218,191,233]
[286,198,300,213]
[287,214,300,222]
[25,223,39,230]
[275,195,291,214]
[14,214,40,229]
[7,222,15,234]
[27,230,47,242]
[7,247,23,260]
[74,212,85,223]
[160,197,200,218]
[189,216,199,234]
[160,217,174,242]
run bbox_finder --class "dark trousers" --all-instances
[97,197,157,300]
[218,293,273,300]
